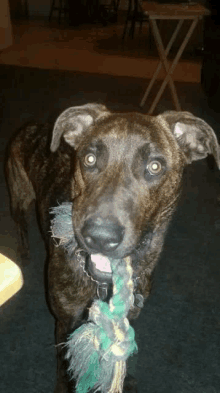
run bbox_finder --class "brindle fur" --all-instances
[5,104,220,393]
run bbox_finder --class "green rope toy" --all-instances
[50,203,138,393]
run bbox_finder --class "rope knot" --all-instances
[66,256,138,393]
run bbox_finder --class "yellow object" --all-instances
[0,254,23,306]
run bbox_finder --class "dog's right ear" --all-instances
[158,111,220,169]
[50,103,109,152]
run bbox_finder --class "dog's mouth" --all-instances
[86,253,113,284]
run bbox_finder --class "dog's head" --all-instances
[50,104,220,280]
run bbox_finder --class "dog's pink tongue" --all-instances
[90,254,112,273]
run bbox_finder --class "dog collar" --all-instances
[75,250,112,301]
[75,248,144,306]
[90,262,144,308]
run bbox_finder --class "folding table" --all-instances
[139,2,210,114]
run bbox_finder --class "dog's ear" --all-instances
[159,111,220,169]
[50,103,109,152]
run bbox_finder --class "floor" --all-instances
[0,16,202,82]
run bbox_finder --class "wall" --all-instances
[9,0,51,19]
[9,0,129,19]
[28,0,50,18]
[0,0,13,50]
[9,0,207,18]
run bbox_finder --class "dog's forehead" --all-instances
[95,113,156,137]
[88,113,177,156]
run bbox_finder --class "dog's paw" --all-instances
[123,375,138,393]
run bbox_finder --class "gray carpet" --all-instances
[0,64,220,393]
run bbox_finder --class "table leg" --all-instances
[140,19,184,108]
[150,18,181,112]
[148,17,199,114]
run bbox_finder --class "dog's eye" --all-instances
[84,153,96,167]
[147,160,162,175]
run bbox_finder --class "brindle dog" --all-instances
[5,104,220,393]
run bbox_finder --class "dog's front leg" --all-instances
[55,319,72,393]
[55,309,96,393]
[48,247,97,393]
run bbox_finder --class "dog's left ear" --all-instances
[50,103,109,152]
[158,111,220,169]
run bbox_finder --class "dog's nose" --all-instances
[81,217,125,253]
